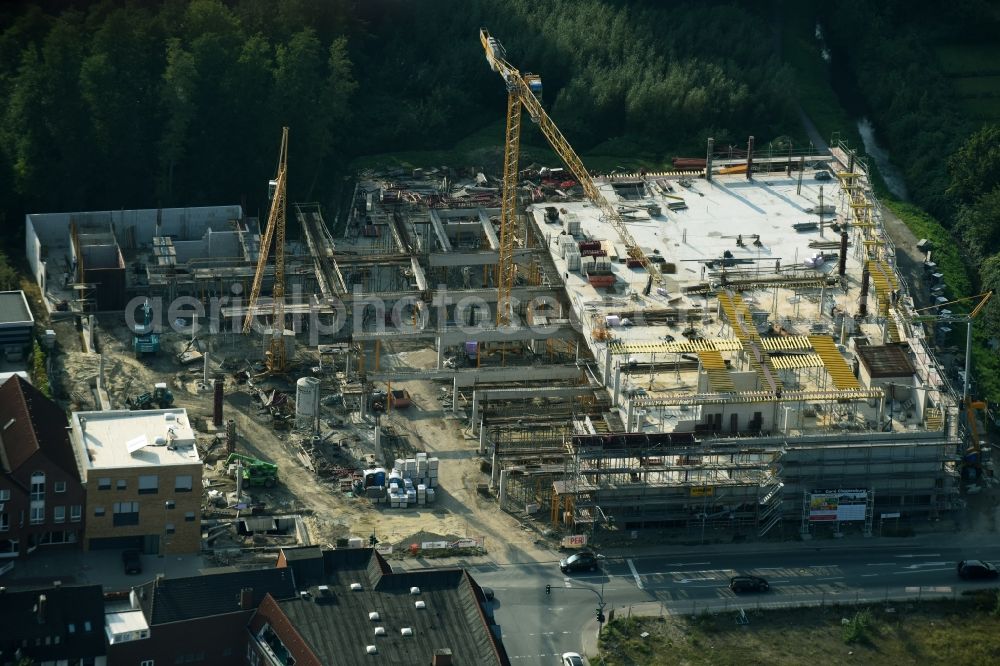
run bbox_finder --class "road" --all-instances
[467,540,1000,663]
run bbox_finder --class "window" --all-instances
[138,475,158,495]
[116,479,127,490]
[165,523,175,535]
[93,506,105,517]
[0,513,8,532]
[70,505,82,522]
[184,512,196,522]
[53,506,65,524]
[0,489,10,501]
[112,502,139,526]
[30,472,45,500]
[174,475,193,492]
[29,505,44,525]
[54,481,67,493]
[141,661,154,666]
[98,478,111,490]
[164,500,175,510]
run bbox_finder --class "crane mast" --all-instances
[243,127,289,373]
[480,28,661,325]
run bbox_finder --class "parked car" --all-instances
[814,170,832,181]
[561,652,585,666]
[481,586,495,602]
[559,551,605,574]
[957,560,999,580]
[729,575,769,593]
[122,549,143,575]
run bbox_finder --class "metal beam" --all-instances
[368,363,583,387]
[429,209,452,252]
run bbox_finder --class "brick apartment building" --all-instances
[69,409,202,554]
[0,376,87,560]
[250,547,510,666]
[105,568,297,666]
[0,583,107,666]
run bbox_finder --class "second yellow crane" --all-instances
[480,28,661,327]
[243,127,290,374]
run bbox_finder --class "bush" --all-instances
[30,339,50,398]
[842,608,874,644]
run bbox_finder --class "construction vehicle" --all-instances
[243,127,290,374]
[126,383,174,410]
[132,298,160,355]
[480,27,661,330]
[226,452,278,488]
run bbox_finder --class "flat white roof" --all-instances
[72,408,201,470]
[105,608,149,642]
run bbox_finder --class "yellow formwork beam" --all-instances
[808,335,861,390]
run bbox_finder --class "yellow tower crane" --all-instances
[243,127,289,374]
[480,28,661,327]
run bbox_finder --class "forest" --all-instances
[0,0,795,225]
[0,0,998,392]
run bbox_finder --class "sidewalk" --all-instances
[387,525,992,571]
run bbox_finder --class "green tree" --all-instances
[954,188,1000,264]
[948,124,1000,204]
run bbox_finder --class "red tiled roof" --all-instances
[0,376,79,480]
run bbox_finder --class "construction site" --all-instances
[21,30,993,558]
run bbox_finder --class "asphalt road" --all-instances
[470,541,1000,664]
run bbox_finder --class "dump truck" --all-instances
[226,453,278,488]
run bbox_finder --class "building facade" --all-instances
[69,409,202,554]
[0,376,87,560]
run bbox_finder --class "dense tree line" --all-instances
[0,0,795,237]
[820,0,1000,342]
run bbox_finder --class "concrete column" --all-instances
[498,469,508,507]
[374,426,382,463]
[603,347,613,387]
[613,363,622,406]
[705,137,714,182]
[479,420,487,455]
[436,336,445,369]
[490,444,499,489]
[452,376,459,416]
[344,351,351,378]
[626,399,635,433]
[471,390,480,432]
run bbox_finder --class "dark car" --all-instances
[729,575,769,593]
[957,560,999,580]
[481,586,495,602]
[559,551,604,574]
[122,549,142,575]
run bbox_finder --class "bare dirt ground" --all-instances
[49,318,554,564]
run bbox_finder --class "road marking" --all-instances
[895,553,940,558]
[769,580,790,583]
[627,558,644,590]
[866,563,895,566]
[893,567,951,575]
[816,576,844,581]
[903,562,948,569]
[861,574,879,577]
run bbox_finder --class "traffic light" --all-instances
[596,610,606,623]
[369,534,379,547]
[545,584,551,595]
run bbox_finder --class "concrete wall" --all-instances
[84,462,202,554]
